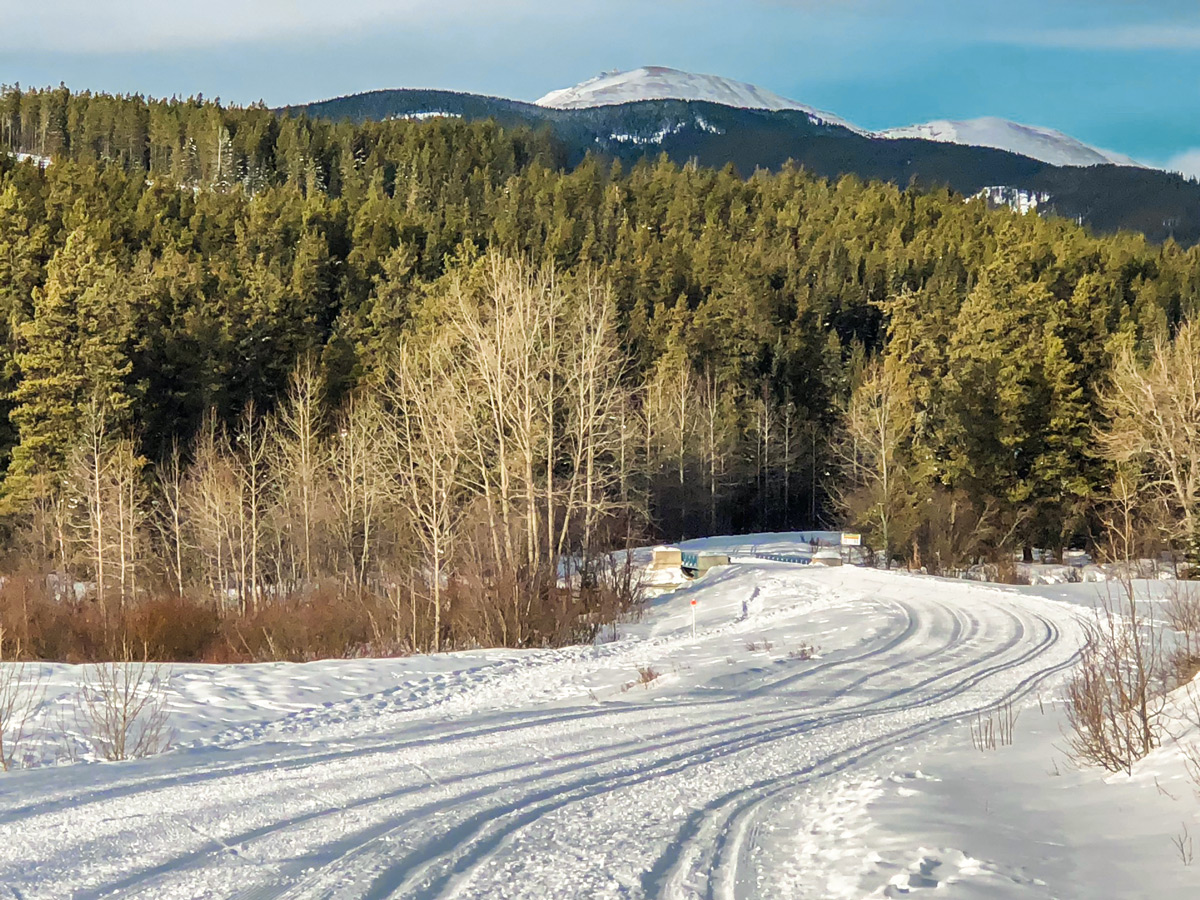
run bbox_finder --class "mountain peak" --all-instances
[535,66,863,132]
[877,117,1142,169]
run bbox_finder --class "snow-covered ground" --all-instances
[1,535,1197,898]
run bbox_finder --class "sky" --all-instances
[3,0,1199,174]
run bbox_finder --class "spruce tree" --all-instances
[6,223,133,502]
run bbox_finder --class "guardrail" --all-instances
[750,552,812,566]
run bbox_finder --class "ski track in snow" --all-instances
[0,562,1087,899]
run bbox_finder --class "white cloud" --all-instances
[1165,149,1200,180]
[1,1,539,52]
[1008,24,1200,50]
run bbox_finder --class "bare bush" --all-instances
[1063,585,1167,774]
[0,629,44,771]
[73,641,173,761]
[1166,582,1200,686]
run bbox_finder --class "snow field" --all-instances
[5,536,1184,899]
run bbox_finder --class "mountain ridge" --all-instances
[282,84,1200,245]
[536,67,1140,170]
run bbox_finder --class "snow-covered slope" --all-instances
[536,66,864,133]
[537,71,1142,169]
[3,536,1196,898]
[878,117,1142,168]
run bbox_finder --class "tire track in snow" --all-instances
[228,604,1039,899]
[0,591,913,829]
[66,598,935,899]
[407,609,1055,900]
[652,605,1074,900]
[79,597,966,899]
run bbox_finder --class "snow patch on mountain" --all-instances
[973,186,1052,215]
[536,66,865,133]
[877,117,1142,169]
[602,114,724,147]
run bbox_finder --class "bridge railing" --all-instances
[748,552,812,566]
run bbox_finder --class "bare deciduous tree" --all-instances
[69,399,149,620]
[328,389,389,590]
[274,356,326,587]
[833,358,917,567]
[232,403,274,612]
[1100,321,1200,564]
[382,340,468,653]
[154,439,189,599]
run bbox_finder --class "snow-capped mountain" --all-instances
[535,66,864,133]
[538,69,1143,170]
[877,117,1142,169]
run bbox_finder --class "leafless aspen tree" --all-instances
[1100,321,1200,563]
[274,356,326,587]
[182,412,239,607]
[69,402,148,617]
[558,277,629,562]
[111,437,148,609]
[232,403,274,612]
[382,340,468,653]
[832,358,916,567]
[70,400,116,617]
[328,389,389,589]
[154,439,189,598]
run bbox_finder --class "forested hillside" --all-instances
[1,85,1199,660]
[285,88,1200,245]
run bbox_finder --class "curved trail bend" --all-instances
[0,565,1084,900]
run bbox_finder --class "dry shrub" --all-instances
[220,588,384,662]
[0,541,643,663]
[912,489,1002,576]
[0,572,110,662]
[126,596,221,662]
[446,542,643,651]
[0,629,44,771]
[70,641,172,761]
[1166,582,1200,686]
[1064,584,1167,774]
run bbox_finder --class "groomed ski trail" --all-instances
[0,565,1085,900]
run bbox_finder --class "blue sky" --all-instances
[4,0,1199,173]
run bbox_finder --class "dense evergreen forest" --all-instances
[287,88,1200,246]
[2,85,1199,661]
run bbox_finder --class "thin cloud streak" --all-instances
[0,1,545,52]
[1003,24,1200,51]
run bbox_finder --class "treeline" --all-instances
[2,86,1200,658]
[8,257,638,662]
